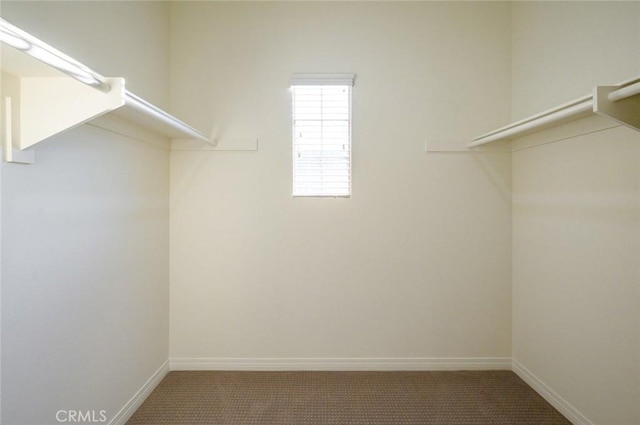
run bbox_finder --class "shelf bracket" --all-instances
[18,77,125,151]
[2,96,34,164]
[1,72,125,164]
[593,85,640,133]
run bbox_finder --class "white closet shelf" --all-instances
[0,18,214,164]
[118,91,210,141]
[469,76,640,148]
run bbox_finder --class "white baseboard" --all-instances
[512,359,594,425]
[169,357,512,371]
[108,359,170,425]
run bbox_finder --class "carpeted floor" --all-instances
[126,370,572,425]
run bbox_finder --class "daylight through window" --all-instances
[291,74,354,197]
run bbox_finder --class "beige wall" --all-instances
[1,2,171,424]
[510,1,640,120]
[511,2,640,425]
[169,2,512,365]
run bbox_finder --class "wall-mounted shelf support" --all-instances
[469,77,640,148]
[2,96,33,164]
[0,18,215,164]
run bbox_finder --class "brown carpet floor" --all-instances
[126,370,572,425]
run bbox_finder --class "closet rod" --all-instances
[0,18,110,92]
[608,80,640,102]
[124,92,214,144]
[468,98,593,148]
[469,78,640,148]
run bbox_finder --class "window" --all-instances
[290,73,355,197]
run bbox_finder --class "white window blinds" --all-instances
[291,73,354,197]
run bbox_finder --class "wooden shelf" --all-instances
[0,18,214,164]
[469,77,640,148]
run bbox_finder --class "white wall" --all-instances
[169,2,512,366]
[1,2,171,424]
[511,2,640,425]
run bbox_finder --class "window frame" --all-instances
[290,73,355,198]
